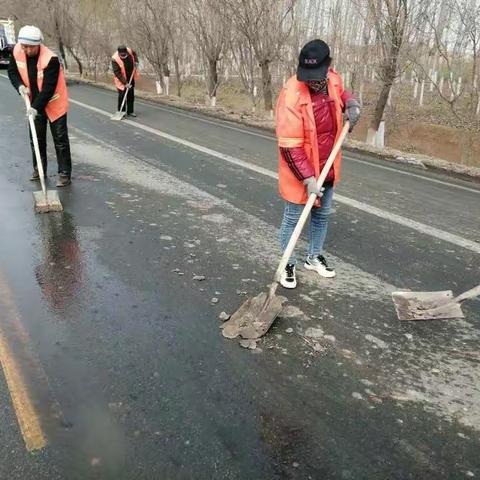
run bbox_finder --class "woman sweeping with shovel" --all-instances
[276,39,360,289]
[223,40,360,340]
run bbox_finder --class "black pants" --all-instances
[117,87,135,114]
[29,113,72,176]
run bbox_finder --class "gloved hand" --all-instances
[26,107,38,118]
[345,98,361,132]
[303,176,324,198]
[18,85,30,98]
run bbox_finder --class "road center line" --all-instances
[0,271,47,452]
[69,97,480,255]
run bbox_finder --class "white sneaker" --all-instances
[304,255,336,278]
[280,264,297,289]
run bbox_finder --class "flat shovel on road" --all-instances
[24,96,63,214]
[222,122,350,340]
[391,284,480,321]
[111,68,136,121]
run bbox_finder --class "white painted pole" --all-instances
[430,71,436,92]
[439,76,444,94]
[376,121,385,149]
[419,80,425,106]
[164,76,170,96]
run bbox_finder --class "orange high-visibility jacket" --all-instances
[112,48,139,91]
[275,69,345,205]
[13,44,68,123]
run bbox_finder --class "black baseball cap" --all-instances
[297,39,331,82]
[117,45,128,54]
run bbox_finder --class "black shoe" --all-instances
[127,112,137,117]
[56,174,71,187]
[30,169,46,181]
[280,264,297,289]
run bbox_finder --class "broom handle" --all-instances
[119,67,136,113]
[24,95,47,197]
[273,122,350,283]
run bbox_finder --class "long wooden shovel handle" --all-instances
[24,95,47,197]
[273,122,350,283]
[454,284,480,303]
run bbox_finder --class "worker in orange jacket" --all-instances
[275,39,361,289]
[8,25,72,186]
[112,45,139,117]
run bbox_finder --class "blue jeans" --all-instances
[279,182,334,265]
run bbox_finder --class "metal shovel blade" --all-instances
[33,190,63,214]
[111,111,126,121]
[222,287,286,340]
[391,290,464,321]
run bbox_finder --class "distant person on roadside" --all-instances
[112,45,139,117]
[8,25,72,186]
[275,39,361,289]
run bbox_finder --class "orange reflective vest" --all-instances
[13,44,68,123]
[112,48,139,91]
[275,70,345,205]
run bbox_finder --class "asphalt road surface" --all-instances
[0,74,479,480]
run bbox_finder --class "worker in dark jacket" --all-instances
[112,45,139,117]
[8,25,72,186]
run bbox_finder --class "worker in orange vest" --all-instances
[8,25,72,186]
[112,45,139,117]
[275,39,361,289]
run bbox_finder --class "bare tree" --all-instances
[185,0,230,106]
[226,0,296,114]
[119,0,172,93]
[364,0,410,145]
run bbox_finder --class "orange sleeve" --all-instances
[275,88,305,148]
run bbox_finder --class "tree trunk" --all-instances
[260,60,273,112]
[173,55,182,97]
[369,79,392,133]
[54,18,68,70]
[58,38,68,70]
[207,58,219,99]
[66,46,83,76]
[162,62,170,78]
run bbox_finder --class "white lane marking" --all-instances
[147,103,480,195]
[74,82,480,195]
[3,72,473,194]
[345,157,480,194]
[69,98,480,255]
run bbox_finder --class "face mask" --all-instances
[307,79,327,93]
